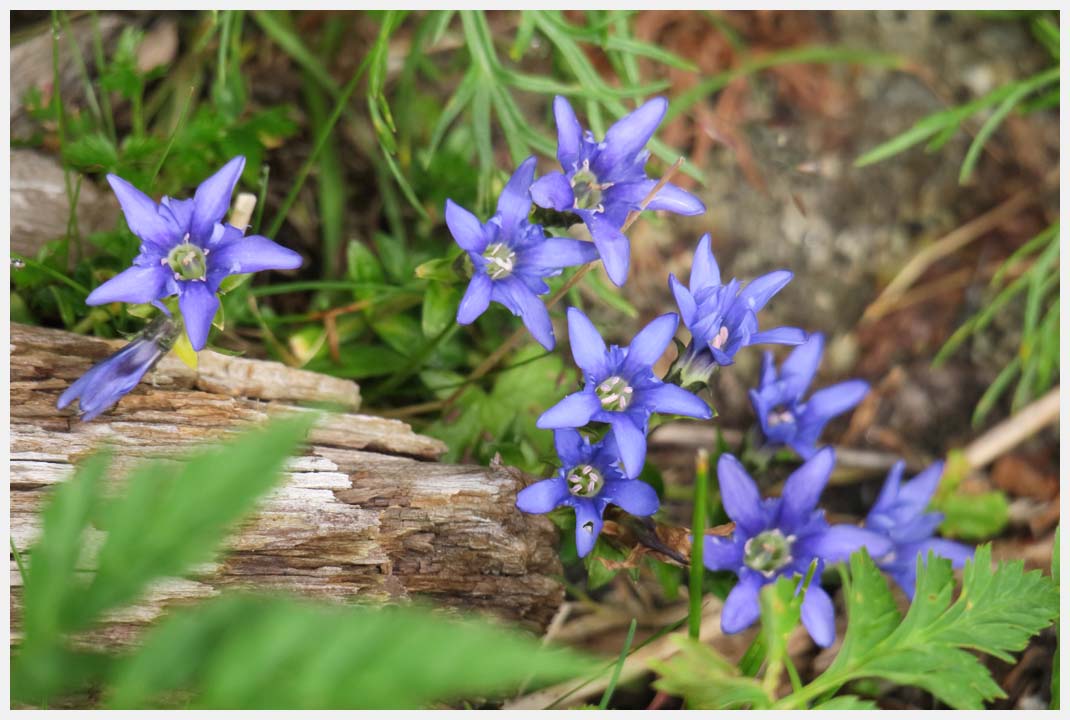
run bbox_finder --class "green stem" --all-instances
[688,448,709,640]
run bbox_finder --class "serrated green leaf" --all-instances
[813,695,879,710]
[650,635,771,709]
[107,593,594,709]
[781,545,1059,710]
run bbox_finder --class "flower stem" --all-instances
[688,447,709,640]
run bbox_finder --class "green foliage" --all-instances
[778,546,1059,709]
[108,594,592,709]
[650,635,771,709]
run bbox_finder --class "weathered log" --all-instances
[10,323,564,647]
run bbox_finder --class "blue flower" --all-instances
[749,333,869,459]
[670,234,805,385]
[516,428,659,558]
[530,96,705,287]
[447,157,599,350]
[56,315,180,422]
[86,157,303,351]
[537,307,711,477]
[703,449,893,647]
[865,461,974,598]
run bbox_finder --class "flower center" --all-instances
[570,160,612,212]
[710,325,730,351]
[482,242,517,280]
[596,375,633,411]
[767,405,795,427]
[166,235,208,281]
[567,464,604,498]
[743,529,794,576]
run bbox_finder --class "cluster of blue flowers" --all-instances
[488,96,973,647]
[57,156,303,421]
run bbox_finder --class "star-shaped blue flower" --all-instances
[703,449,893,647]
[56,315,179,421]
[516,428,659,558]
[537,307,711,477]
[670,234,805,384]
[86,156,303,350]
[865,460,973,598]
[749,333,870,459]
[530,96,705,287]
[447,156,599,350]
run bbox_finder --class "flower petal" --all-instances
[86,264,169,306]
[608,413,648,478]
[868,460,906,523]
[456,272,492,325]
[689,234,721,291]
[597,97,667,176]
[607,479,659,516]
[516,477,569,514]
[645,182,705,215]
[748,326,808,347]
[800,582,836,647]
[191,156,245,242]
[207,233,303,279]
[739,269,793,312]
[669,274,697,328]
[178,281,220,351]
[642,383,711,419]
[537,391,601,429]
[703,536,743,571]
[553,95,583,169]
[897,461,945,511]
[721,573,762,634]
[717,454,766,535]
[623,312,678,374]
[573,498,605,558]
[778,446,835,529]
[524,237,599,270]
[918,538,974,569]
[497,278,555,350]
[806,525,893,563]
[159,196,195,235]
[566,307,608,377]
[445,199,487,253]
[780,333,824,398]
[529,172,575,212]
[497,156,536,230]
[586,213,631,287]
[804,380,869,422]
[106,174,174,248]
[553,428,588,467]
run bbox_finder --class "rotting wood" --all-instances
[10,323,565,646]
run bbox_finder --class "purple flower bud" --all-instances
[56,315,180,422]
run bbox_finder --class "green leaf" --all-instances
[813,695,879,710]
[933,490,1009,540]
[781,546,1059,710]
[62,133,119,172]
[108,593,595,709]
[650,635,772,709]
[421,280,458,338]
[251,11,339,97]
[76,415,316,629]
[758,575,805,695]
[1052,527,1060,710]
[603,36,698,72]
[20,452,110,649]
